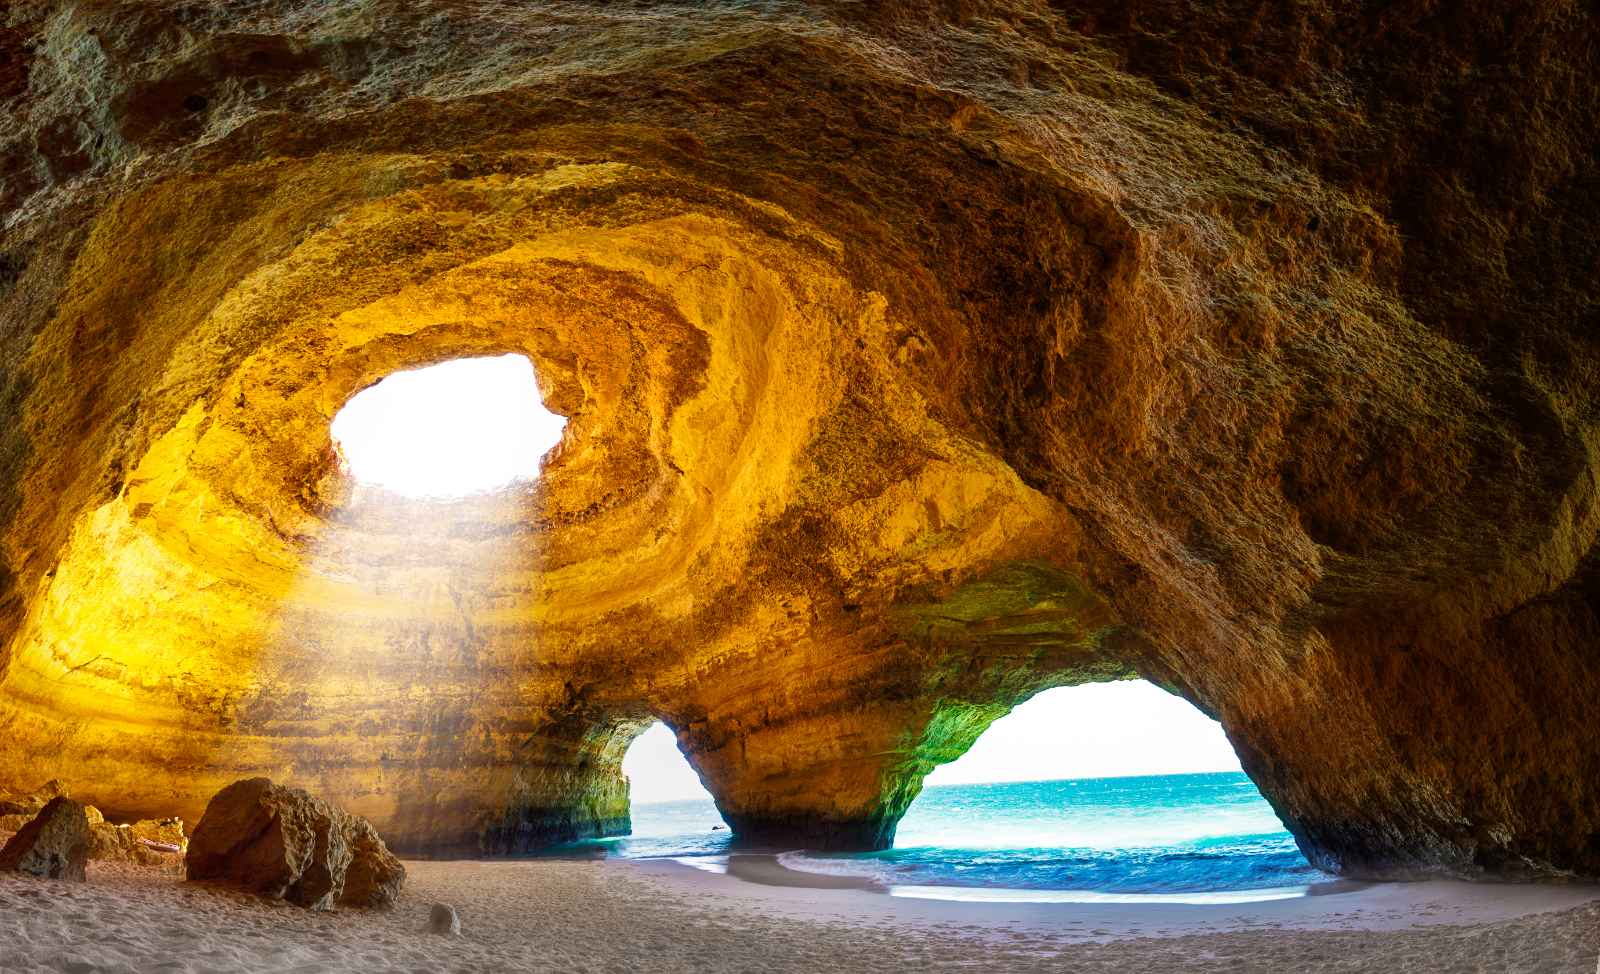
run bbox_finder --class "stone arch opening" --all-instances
[618,721,728,849]
[622,721,713,807]
[917,680,1244,791]
[786,680,1318,895]
[329,353,567,498]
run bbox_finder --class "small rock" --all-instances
[129,817,187,851]
[87,822,176,865]
[33,780,70,802]
[0,797,91,881]
[428,903,461,936]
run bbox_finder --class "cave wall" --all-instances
[0,0,1595,877]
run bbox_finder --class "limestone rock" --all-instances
[87,822,179,866]
[87,822,138,862]
[128,817,187,851]
[428,903,461,937]
[0,797,90,881]
[186,779,403,910]
[340,820,407,909]
[0,780,70,818]
[0,0,1597,883]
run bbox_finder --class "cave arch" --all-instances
[917,681,1245,789]
[889,681,1288,850]
[622,721,713,807]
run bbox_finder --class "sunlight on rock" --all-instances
[1,1,1596,904]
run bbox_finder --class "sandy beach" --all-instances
[2,856,1597,974]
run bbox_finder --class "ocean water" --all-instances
[601,771,1325,896]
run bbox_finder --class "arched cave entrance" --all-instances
[622,722,713,806]
[788,680,1321,896]
[619,722,727,850]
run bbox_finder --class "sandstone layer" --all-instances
[0,1,1596,878]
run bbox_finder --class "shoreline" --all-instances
[629,853,1600,940]
[662,848,1372,903]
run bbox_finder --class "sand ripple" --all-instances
[0,859,1597,973]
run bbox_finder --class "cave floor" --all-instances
[2,859,1598,973]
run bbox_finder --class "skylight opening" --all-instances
[330,354,566,498]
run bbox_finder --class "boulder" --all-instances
[185,778,404,910]
[0,797,90,880]
[87,822,137,862]
[340,819,407,908]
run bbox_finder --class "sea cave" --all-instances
[1,2,1598,971]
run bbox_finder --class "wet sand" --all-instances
[1,856,1597,973]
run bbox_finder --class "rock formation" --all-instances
[86,818,185,866]
[126,817,187,851]
[186,778,404,910]
[0,1,1595,879]
[0,781,186,864]
[0,796,90,880]
[86,822,159,865]
[340,814,408,908]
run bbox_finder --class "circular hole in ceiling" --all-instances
[330,353,566,498]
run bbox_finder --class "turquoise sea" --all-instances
[597,771,1327,897]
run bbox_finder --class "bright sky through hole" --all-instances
[330,354,566,497]
[623,681,1242,805]
[623,723,711,803]
[923,681,1242,786]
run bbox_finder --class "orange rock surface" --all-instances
[0,2,1595,877]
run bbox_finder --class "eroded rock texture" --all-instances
[0,796,90,880]
[0,779,187,864]
[0,1,1595,878]
[186,778,404,909]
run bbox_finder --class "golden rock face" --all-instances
[1,2,1597,875]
